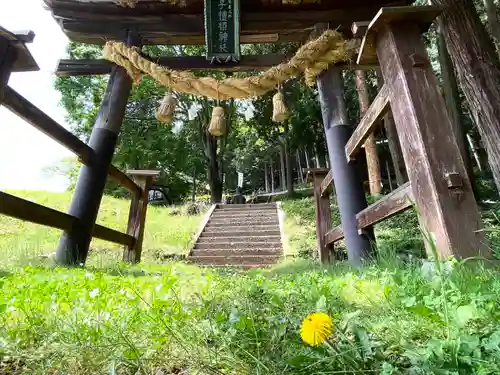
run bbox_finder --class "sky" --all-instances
[0,0,71,192]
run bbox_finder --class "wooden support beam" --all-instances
[93,224,134,247]
[0,191,134,246]
[56,54,287,76]
[356,182,414,228]
[57,53,137,265]
[0,38,17,103]
[320,170,333,197]
[309,168,333,263]
[0,191,74,232]
[56,56,378,77]
[2,86,141,196]
[356,5,443,65]
[13,30,35,44]
[345,84,390,160]
[0,26,38,72]
[51,7,387,45]
[317,67,375,266]
[123,170,160,263]
[325,225,344,245]
[375,9,488,258]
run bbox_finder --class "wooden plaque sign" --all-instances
[204,0,241,63]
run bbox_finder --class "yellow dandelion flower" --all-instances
[300,312,333,347]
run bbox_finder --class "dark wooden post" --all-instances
[56,31,140,266]
[316,67,375,266]
[374,15,488,258]
[123,170,159,263]
[307,168,332,263]
[0,36,17,102]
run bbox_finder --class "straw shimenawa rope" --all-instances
[102,30,360,100]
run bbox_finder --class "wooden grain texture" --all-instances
[431,0,500,195]
[123,174,157,263]
[325,225,344,245]
[320,170,333,197]
[345,84,389,160]
[311,170,333,263]
[305,168,330,183]
[93,224,134,247]
[56,54,287,76]
[2,86,140,195]
[0,40,16,103]
[355,69,382,195]
[357,5,443,65]
[44,2,412,44]
[0,191,75,232]
[376,21,488,259]
[0,191,133,246]
[56,56,379,77]
[356,182,414,228]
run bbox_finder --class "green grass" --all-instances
[0,190,202,268]
[1,191,500,374]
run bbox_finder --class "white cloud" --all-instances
[0,0,72,192]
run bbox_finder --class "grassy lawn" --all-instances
[1,191,500,374]
[0,190,202,268]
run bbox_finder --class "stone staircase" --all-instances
[189,203,283,268]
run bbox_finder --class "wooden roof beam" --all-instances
[56,55,378,77]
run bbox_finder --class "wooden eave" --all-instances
[43,0,414,45]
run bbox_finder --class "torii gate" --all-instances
[0,0,488,266]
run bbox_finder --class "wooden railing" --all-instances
[307,74,414,262]
[0,84,158,263]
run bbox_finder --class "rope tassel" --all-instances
[155,93,177,123]
[208,106,226,137]
[272,91,289,123]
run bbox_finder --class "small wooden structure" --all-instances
[309,7,488,263]
[0,25,158,264]
[0,0,489,266]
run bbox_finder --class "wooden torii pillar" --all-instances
[56,31,140,266]
[316,68,375,266]
[356,6,488,258]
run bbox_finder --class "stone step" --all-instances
[190,255,281,266]
[200,230,281,238]
[203,225,279,233]
[190,248,281,257]
[195,264,270,269]
[210,211,277,219]
[197,235,282,243]
[207,218,279,226]
[216,204,276,210]
[195,241,282,250]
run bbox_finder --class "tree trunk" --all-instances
[484,0,500,50]
[207,134,223,203]
[264,163,270,192]
[355,70,382,195]
[432,0,500,194]
[271,161,275,192]
[296,150,304,183]
[304,148,311,169]
[437,25,478,198]
[284,121,294,196]
[191,168,196,203]
[280,146,286,191]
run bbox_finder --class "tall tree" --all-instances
[484,0,500,50]
[431,0,500,193]
[355,70,382,195]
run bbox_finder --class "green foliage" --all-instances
[1,259,499,374]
